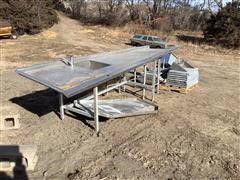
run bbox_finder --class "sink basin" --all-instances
[74,60,110,70]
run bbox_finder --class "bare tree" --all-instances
[65,0,212,32]
[69,0,86,18]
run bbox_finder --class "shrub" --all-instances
[0,0,58,35]
[203,1,240,48]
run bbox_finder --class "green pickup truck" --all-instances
[130,34,166,48]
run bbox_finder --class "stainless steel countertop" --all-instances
[16,46,177,97]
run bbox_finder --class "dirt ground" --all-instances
[0,13,240,180]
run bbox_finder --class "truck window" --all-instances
[142,36,147,40]
[148,36,153,41]
[153,37,161,42]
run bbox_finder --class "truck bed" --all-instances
[0,21,12,36]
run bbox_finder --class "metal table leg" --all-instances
[157,59,161,94]
[94,87,99,135]
[142,64,147,99]
[123,74,126,92]
[134,69,137,84]
[59,93,64,120]
[152,60,157,101]
[118,76,121,93]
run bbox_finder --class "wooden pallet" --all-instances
[159,84,197,94]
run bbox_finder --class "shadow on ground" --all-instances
[0,145,29,180]
[9,88,108,130]
[0,37,11,41]
[10,89,59,117]
[125,42,134,46]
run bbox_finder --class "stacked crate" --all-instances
[166,60,199,89]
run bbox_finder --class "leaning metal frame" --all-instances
[59,59,162,134]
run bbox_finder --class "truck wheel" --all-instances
[10,34,18,39]
[135,43,141,47]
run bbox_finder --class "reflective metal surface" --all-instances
[16,46,177,97]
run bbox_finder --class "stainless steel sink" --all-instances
[74,60,110,70]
